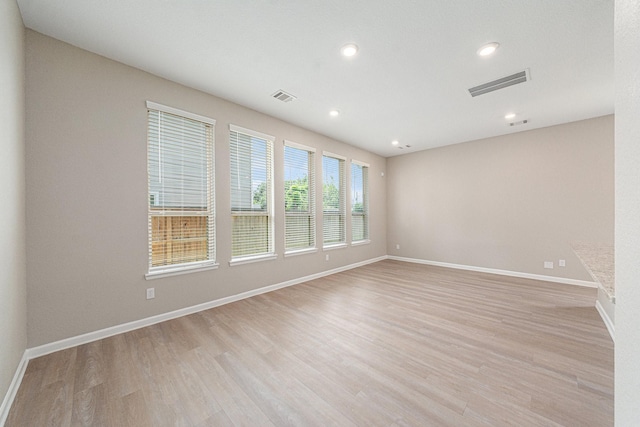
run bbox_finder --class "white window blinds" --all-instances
[322,153,346,246]
[284,141,316,253]
[351,161,369,242]
[147,102,215,272]
[230,125,274,259]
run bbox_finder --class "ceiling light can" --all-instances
[341,43,359,57]
[477,42,500,57]
[329,110,340,117]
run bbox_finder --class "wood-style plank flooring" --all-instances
[7,260,614,426]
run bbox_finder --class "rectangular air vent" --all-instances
[272,90,297,103]
[468,69,530,97]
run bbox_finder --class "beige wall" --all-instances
[25,30,387,347]
[387,115,614,282]
[0,0,27,411]
[12,12,630,420]
[615,0,640,424]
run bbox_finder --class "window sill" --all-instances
[145,261,219,280]
[323,243,347,251]
[285,248,318,258]
[351,239,371,246]
[229,253,278,266]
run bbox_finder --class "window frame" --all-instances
[145,101,217,280]
[229,124,277,265]
[351,159,370,245]
[322,151,347,249]
[284,140,317,257]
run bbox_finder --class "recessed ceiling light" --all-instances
[341,44,359,57]
[329,110,340,117]
[391,140,399,146]
[505,112,516,119]
[477,42,500,57]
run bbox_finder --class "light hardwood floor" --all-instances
[7,260,613,426]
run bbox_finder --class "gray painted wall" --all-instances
[0,0,27,410]
[387,115,614,282]
[614,0,640,424]
[25,30,387,347]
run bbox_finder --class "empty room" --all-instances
[2,0,639,426]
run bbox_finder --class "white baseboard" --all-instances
[596,299,615,342]
[387,256,597,288]
[0,351,28,426]
[26,255,388,360]
[6,253,598,423]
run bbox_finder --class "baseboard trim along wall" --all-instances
[4,254,600,422]
[0,353,29,426]
[21,254,598,362]
[1,255,382,421]
[596,299,615,342]
[387,255,598,288]
[25,255,388,361]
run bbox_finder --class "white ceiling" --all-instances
[17,0,614,157]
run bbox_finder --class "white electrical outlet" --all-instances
[146,288,155,299]
[396,244,400,250]
[325,254,329,261]
[559,259,566,267]
[544,261,554,269]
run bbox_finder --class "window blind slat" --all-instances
[148,108,215,270]
[230,127,274,259]
[351,162,369,242]
[284,143,315,252]
[322,154,346,246]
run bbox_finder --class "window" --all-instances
[351,160,369,242]
[230,125,275,262]
[284,141,316,254]
[146,101,216,277]
[322,153,346,247]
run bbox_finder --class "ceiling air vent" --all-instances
[468,69,530,97]
[272,90,297,103]
[509,119,529,127]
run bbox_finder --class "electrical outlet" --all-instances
[325,254,329,261]
[146,288,155,300]
[544,261,554,269]
[396,244,400,250]
[559,259,566,267]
